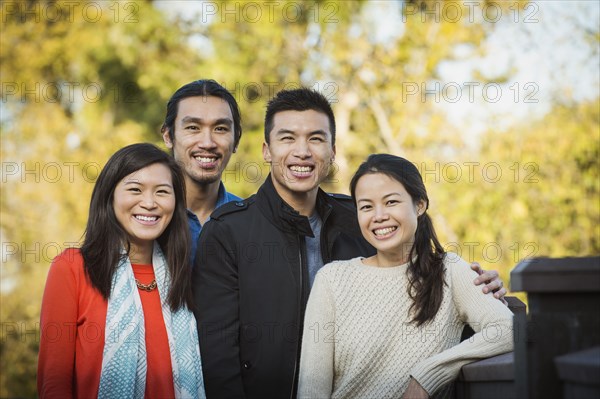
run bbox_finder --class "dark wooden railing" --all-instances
[454,256,600,399]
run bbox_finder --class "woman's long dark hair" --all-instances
[80,143,192,311]
[350,154,446,326]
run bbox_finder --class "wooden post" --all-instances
[511,256,600,398]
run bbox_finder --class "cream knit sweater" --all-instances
[297,253,513,399]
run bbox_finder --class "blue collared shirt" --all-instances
[187,182,241,266]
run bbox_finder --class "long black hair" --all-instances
[80,143,192,311]
[350,154,446,326]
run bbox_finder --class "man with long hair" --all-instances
[161,80,243,263]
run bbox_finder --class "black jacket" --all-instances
[192,176,374,399]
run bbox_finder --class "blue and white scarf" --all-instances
[98,242,205,398]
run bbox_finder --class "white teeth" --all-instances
[195,156,215,163]
[374,227,396,236]
[290,165,312,172]
[136,215,158,222]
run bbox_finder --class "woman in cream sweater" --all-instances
[298,154,513,399]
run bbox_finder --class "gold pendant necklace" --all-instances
[135,279,157,292]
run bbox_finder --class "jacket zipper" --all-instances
[320,203,333,263]
[290,236,308,399]
[291,201,330,398]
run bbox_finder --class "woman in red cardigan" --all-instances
[38,143,205,399]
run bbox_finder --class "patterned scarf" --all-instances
[98,242,205,398]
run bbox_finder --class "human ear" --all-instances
[262,142,271,163]
[162,128,173,149]
[416,200,427,216]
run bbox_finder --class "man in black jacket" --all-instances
[192,88,506,399]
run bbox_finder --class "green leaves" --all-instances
[1,1,598,395]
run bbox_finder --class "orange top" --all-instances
[132,262,175,398]
[38,249,175,398]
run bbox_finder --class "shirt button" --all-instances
[242,361,252,370]
[235,201,244,207]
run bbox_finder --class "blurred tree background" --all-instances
[1,0,598,396]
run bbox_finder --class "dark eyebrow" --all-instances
[123,180,173,189]
[155,183,173,189]
[181,116,202,125]
[213,118,233,127]
[181,116,233,127]
[275,129,328,136]
[275,129,296,135]
[356,193,402,203]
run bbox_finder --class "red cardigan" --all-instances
[38,248,175,398]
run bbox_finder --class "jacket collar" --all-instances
[256,174,361,238]
[316,190,362,233]
[257,174,338,237]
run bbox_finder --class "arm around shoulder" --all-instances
[410,253,514,395]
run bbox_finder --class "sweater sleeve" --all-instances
[409,253,514,395]
[297,269,336,399]
[37,249,80,398]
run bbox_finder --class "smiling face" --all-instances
[163,95,236,187]
[354,172,426,266]
[262,109,336,208]
[113,163,176,258]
